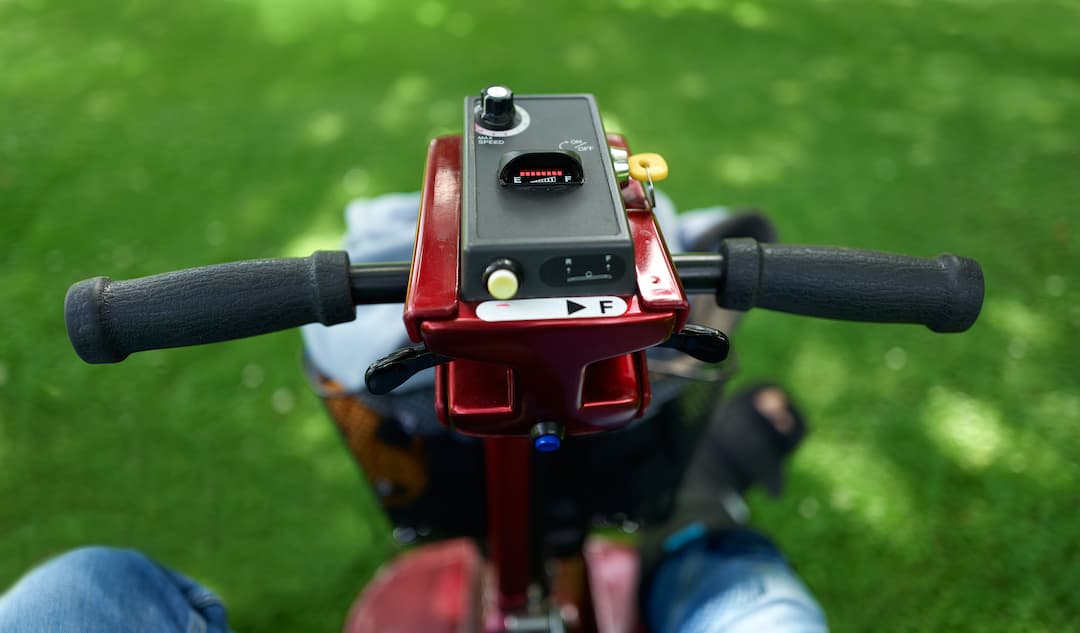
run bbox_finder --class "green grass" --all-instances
[2,0,1078,630]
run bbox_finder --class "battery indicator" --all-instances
[499,150,583,188]
[520,170,564,177]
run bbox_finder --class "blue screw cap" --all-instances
[533,434,561,453]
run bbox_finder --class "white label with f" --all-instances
[475,296,629,322]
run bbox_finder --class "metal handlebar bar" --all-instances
[64,241,984,364]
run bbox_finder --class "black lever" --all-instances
[658,324,730,363]
[365,344,452,395]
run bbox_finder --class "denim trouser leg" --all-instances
[0,546,229,633]
[647,529,828,633]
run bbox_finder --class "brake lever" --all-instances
[365,344,452,395]
[658,324,730,363]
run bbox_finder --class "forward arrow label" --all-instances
[476,296,629,322]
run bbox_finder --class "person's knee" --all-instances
[6,546,149,595]
[51,545,146,567]
[1,546,217,633]
[35,545,157,583]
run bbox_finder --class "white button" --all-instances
[486,269,519,299]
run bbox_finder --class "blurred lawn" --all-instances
[2,0,1079,630]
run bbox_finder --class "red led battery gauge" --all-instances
[518,169,564,184]
[498,150,584,188]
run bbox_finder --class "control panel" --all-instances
[460,86,636,301]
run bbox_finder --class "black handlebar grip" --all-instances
[718,239,984,332]
[65,251,356,364]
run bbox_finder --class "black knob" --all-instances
[479,85,516,130]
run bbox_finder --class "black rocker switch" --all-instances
[658,324,730,363]
[365,344,452,395]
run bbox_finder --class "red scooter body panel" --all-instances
[426,304,668,436]
[345,537,643,633]
[404,136,463,342]
[586,537,645,633]
[344,539,482,633]
[404,134,688,438]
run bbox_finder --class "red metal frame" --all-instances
[348,133,681,632]
[484,437,532,612]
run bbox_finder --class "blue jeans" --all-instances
[0,533,825,632]
[646,529,827,633]
[0,547,229,633]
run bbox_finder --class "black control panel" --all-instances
[460,87,636,301]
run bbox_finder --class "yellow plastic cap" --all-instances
[628,153,669,182]
[486,268,519,299]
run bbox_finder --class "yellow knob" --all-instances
[486,268,519,299]
[628,153,669,182]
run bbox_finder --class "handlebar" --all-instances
[66,251,356,364]
[715,239,983,333]
[65,241,984,364]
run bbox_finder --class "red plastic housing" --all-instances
[343,539,482,633]
[404,135,688,438]
[342,536,642,633]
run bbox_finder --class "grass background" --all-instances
[2,0,1078,630]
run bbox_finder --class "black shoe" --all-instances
[640,384,808,572]
[687,383,807,503]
